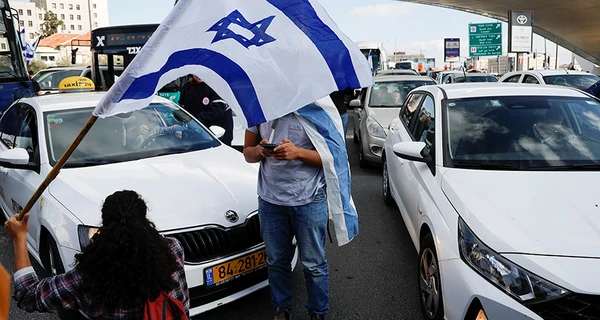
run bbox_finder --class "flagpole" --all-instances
[17,115,98,221]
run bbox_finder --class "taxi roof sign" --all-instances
[58,76,95,93]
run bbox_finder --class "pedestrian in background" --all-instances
[4,190,189,319]
[179,74,234,146]
[244,112,329,320]
[28,70,41,96]
[329,87,356,135]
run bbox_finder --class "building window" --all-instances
[70,25,74,30]
[69,14,73,20]
[41,56,48,61]
[28,21,33,27]
[49,56,56,61]
[77,15,81,20]
[61,14,65,19]
[78,25,82,30]
[52,3,56,9]
[94,22,98,27]
[27,9,32,16]
[38,13,42,19]
[60,3,64,9]
[94,13,97,18]
[0,43,6,50]
[69,4,73,10]
[93,4,96,9]
[29,33,34,39]
[76,4,80,10]
[18,9,23,15]
[19,20,24,27]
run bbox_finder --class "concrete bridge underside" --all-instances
[398,0,600,65]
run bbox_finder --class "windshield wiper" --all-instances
[528,164,600,171]
[63,159,115,168]
[0,70,30,88]
[452,160,523,170]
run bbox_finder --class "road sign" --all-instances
[509,10,534,53]
[469,22,502,57]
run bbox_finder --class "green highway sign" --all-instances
[469,22,502,56]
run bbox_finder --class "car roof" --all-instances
[37,66,89,72]
[374,75,435,82]
[417,83,589,100]
[18,92,170,112]
[507,70,594,76]
[454,72,495,77]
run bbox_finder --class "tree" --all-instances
[39,11,64,39]
[27,60,47,74]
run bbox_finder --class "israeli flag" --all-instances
[20,29,40,66]
[92,0,373,128]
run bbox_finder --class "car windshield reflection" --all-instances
[543,74,600,91]
[370,81,435,107]
[446,96,600,170]
[44,103,220,167]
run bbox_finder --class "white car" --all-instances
[0,92,286,316]
[498,69,600,91]
[351,75,435,167]
[382,83,600,320]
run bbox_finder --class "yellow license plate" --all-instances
[204,249,267,286]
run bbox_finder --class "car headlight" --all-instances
[458,218,569,304]
[78,225,100,249]
[366,117,386,138]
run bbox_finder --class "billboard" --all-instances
[444,38,460,62]
[509,10,534,53]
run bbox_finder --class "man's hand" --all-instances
[5,213,30,243]
[139,124,151,135]
[272,139,300,161]
[259,139,275,158]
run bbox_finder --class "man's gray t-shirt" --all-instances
[248,113,325,206]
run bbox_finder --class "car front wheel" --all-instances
[382,156,395,206]
[418,233,444,320]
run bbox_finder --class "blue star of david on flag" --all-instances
[207,10,276,49]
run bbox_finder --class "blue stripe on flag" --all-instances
[120,49,266,126]
[267,0,361,90]
[297,103,359,239]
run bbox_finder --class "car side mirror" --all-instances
[0,148,31,169]
[349,99,362,108]
[209,125,225,139]
[393,142,432,164]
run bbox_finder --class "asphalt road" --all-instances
[0,112,422,320]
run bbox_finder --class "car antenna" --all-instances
[462,64,468,83]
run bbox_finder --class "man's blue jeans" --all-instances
[340,112,349,136]
[258,187,329,316]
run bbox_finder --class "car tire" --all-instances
[358,138,369,168]
[418,233,444,320]
[42,233,87,320]
[382,157,395,206]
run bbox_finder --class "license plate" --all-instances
[204,249,267,286]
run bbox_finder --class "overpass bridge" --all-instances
[398,0,600,66]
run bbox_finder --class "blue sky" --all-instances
[106,0,573,66]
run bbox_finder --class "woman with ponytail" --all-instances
[5,190,189,319]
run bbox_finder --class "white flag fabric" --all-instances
[20,29,40,66]
[92,0,373,128]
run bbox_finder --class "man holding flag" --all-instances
[9,0,373,317]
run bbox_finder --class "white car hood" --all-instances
[442,169,600,258]
[49,147,259,231]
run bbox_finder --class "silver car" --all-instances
[351,75,435,167]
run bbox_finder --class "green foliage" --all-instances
[27,60,47,74]
[39,11,65,39]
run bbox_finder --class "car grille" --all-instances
[527,294,600,320]
[170,214,263,263]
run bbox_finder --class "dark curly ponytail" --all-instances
[75,190,179,312]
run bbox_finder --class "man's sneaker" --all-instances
[274,307,291,320]
[309,315,325,320]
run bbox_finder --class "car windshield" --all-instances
[369,80,435,107]
[454,76,498,83]
[543,74,600,91]
[34,69,84,90]
[44,103,220,167]
[446,96,600,170]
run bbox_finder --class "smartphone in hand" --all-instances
[260,143,278,150]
